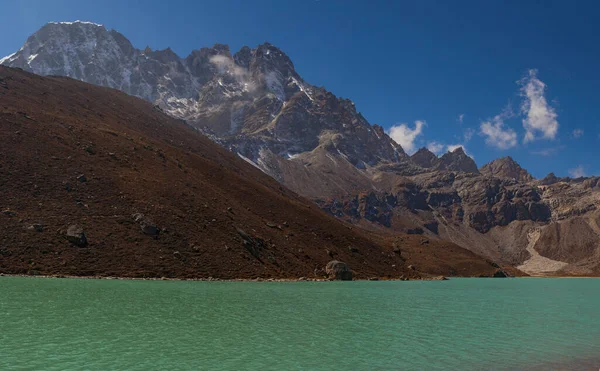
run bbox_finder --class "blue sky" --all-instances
[1,0,599,178]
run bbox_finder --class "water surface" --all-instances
[1,277,599,370]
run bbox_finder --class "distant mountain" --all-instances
[437,147,479,173]
[480,156,534,182]
[410,148,439,168]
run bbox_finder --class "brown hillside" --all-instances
[0,66,503,279]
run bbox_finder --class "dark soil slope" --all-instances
[0,66,503,279]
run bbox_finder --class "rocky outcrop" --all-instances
[538,172,567,186]
[480,156,534,183]
[321,173,551,234]
[411,148,438,168]
[325,261,353,280]
[436,148,479,173]
[65,225,87,247]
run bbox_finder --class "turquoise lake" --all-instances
[0,277,599,370]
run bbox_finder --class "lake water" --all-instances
[0,277,599,370]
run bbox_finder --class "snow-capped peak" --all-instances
[48,20,104,27]
[0,52,17,65]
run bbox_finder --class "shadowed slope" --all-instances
[0,66,503,279]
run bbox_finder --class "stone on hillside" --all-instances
[1,209,16,217]
[325,260,352,281]
[140,220,159,236]
[27,224,44,232]
[66,225,88,247]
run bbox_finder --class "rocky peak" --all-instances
[0,21,123,74]
[185,44,233,84]
[211,43,231,55]
[251,42,296,76]
[233,46,253,68]
[539,172,561,185]
[146,47,180,63]
[437,147,479,173]
[411,147,438,168]
[480,156,533,182]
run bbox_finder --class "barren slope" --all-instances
[0,66,503,279]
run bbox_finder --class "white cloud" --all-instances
[446,144,461,152]
[569,165,586,178]
[427,141,445,155]
[480,115,517,149]
[426,141,472,158]
[463,127,475,142]
[519,69,559,143]
[210,55,247,78]
[531,147,563,156]
[457,114,465,124]
[447,144,470,156]
[572,129,584,138]
[209,55,257,92]
[388,120,425,154]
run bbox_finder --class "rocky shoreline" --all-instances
[0,272,451,282]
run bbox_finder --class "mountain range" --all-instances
[3,21,600,276]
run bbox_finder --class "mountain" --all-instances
[4,21,600,277]
[410,148,438,168]
[0,21,405,176]
[480,156,534,182]
[436,147,479,173]
[409,147,479,173]
[0,65,506,279]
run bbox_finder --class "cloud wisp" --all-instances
[426,141,472,157]
[426,141,445,154]
[480,115,517,149]
[569,165,586,178]
[572,129,584,139]
[519,69,559,143]
[531,146,565,157]
[209,55,257,92]
[388,120,425,154]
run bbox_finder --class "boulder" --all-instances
[493,269,508,278]
[66,225,88,247]
[140,221,159,236]
[325,260,353,281]
[27,224,44,232]
[1,210,16,217]
[132,213,159,236]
